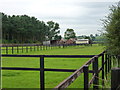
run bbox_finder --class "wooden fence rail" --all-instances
[1,50,113,90]
[54,51,113,90]
[1,44,90,54]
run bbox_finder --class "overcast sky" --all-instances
[0,0,119,36]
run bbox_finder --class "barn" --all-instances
[43,40,60,45]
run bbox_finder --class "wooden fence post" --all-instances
[6,46,8,54]
[30,46,32,51]
[43,45,44,50]
[25,46,26,53]
[46,45,47,50]
[12,46,14,54]
[63,44,64,48]
[40,55,45,90]
[102,53,104,87]
[105,54,108,79]
[37,45,39,51]
[111,68,120,90]
[83,65,89,90]
[93,56,99,89]
[40,45,41,50]
[42,45,43,50]
[34,45,35,51]
[17,46,19,53]
[22,46,23,53]
[59,45,60,48]
[26,46,28,53]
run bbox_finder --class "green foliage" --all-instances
[102,2,120,55]
[2,39,9,43]
[2,13,60,43]
[54,35,62,40]
[47,21,60,40]
[90,34,95,41]
[94,34,106,44]
[64,28,76,39]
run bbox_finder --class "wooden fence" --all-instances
[1,51,113,90]
[1,44,89,54]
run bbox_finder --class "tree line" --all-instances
[103,2,120,67]
[2,13,61,44]
[103,2,120,56]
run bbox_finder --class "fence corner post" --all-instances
[83,65,89,90]
[111,68,120,90]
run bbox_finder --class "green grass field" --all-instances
[2,44,104,88]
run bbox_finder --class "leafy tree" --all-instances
[102,2,120,67]
[95,34,99,37]
[90,34,95,41]
[64,29,76,39]
[84,36,90,39]
[94,34,106,44]
[54,35,62,40]
[47,21,60,40]
[2,13,61,43]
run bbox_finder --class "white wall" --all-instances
[43,41,50,45]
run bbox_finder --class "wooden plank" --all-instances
[89,73,96,87]
[1,67,94,73]
[55,66,84,88]
[2,54,95,58]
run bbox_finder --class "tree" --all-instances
[95,34,99,37]
[102,2,120,67]
[54,35,62,40]
[47,21,60,40]
[90,34,95,41]
[2,13,61,43]
[64,29,76,39]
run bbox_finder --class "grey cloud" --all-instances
[0,0,117,36]
[74,2,115,8]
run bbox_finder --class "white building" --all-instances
[43,41,50,45]
[75,39,89,44]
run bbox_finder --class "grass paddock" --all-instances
[2,44,104,88]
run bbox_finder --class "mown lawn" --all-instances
[2,44,104,88]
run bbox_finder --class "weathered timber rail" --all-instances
[54,51,113,90]
[1,50,113,90]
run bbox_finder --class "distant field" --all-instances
[2,44,104,88]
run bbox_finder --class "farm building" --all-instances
[43,41,50,45]
[75,39,90,44]
[59,38,75,45]
[43,40,60,45]
[65,38,75,44]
